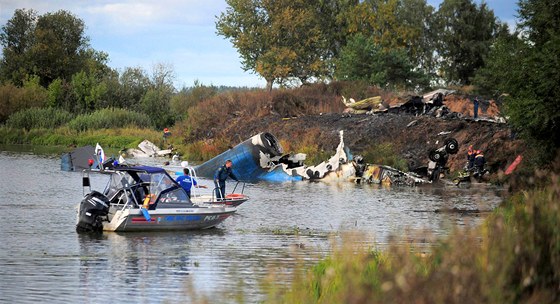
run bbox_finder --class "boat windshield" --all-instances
[102,169,192,207]
[104,172,136,198]
[140,172,176,198]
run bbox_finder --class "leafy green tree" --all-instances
[518,0,560,46]
[71,71,108,113]
[171,81,218,119]
[46,78,63,108]
[433,0,502,85]
[141,88,174,130]
[314,0,358,76]
[335,34,428,89]
[0,9,37,86]
[0,75,47,122]
[396,0,438,77]
[136,63,176,129]
[118,67,151,110]
[217,0,329,90]
[338,0,437,82]
[474,0,560,164]
[31,10,89,86]
[1,9,109,88]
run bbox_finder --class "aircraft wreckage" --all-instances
[194,131,429,186]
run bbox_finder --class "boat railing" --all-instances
[177,164,246,202]
[231,181,246,195]
[210,181,246,201]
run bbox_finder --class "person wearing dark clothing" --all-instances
[467,145,476,170]
[474,150,486,173]
[213,160,238,200]
[473,97,479,119]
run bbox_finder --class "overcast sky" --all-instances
[0,0,519,89]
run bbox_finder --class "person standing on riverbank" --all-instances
[214,160,238,200]
[473,97,480,119]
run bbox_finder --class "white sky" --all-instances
[0,0,519,89]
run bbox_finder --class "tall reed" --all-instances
[264,170,560,303]
[5,107,74,130]
[67,108,152,131]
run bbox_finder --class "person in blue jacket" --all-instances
[214,160,239,200]
[176,168,206,198]
[473,97,480,119]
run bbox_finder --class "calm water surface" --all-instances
[0,148,503,303]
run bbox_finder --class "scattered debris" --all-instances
[193,131,433,186]
[342,89,507,124]
[342,96,384,114]
[61,145,95,171]
[505,155,523,175]
[125,139,173,158]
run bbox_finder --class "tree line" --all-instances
[216,0,507,91]
[0,9,228,129]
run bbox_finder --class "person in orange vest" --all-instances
[467,145,476,170]
[474,150,486,173]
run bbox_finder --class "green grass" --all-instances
[362,142,408,171]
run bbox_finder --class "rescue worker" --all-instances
[467,145,476,170]
[213,160,239,200]
[474,150,486,176]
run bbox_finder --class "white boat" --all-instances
[76,166,236,232]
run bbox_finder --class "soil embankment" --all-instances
[219,95,525,176]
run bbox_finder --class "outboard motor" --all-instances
[76,191,110,233]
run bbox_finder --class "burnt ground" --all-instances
[223,109,526,177]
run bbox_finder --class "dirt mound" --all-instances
[444,94,501,119]
[227,112,525,176]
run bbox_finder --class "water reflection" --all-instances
[0,149,504,303]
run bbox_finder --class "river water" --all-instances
[0,147,503,303]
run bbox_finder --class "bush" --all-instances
[5,107,74,130]
[67,107,152,131]
[362,143,408,171]
[264,169,560,303]
[0,77,47,122]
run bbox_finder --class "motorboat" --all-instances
[76,165,236,233]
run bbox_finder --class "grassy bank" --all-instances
[263,169,560,303]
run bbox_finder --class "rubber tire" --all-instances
[429,149,443,162]
[444,138,459,154]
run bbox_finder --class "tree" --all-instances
[433,0,501,85]
[118,67,151,110]
[335,34,428,89]
[0,75,47,122]
[31,10,90,86]
[71,71,107,113]
[1,9,108,88]
[0,9,37,86]
[518,0,560,46]
[171,81,218,118]
[396,0,438,78]
[141,88,174,130]
[314,0,359,76]
[337,0,437,83]
[474,0,560,164]
[217,0,329,91]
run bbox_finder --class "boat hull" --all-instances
[190,194,249,207]
[104,207,236,232]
